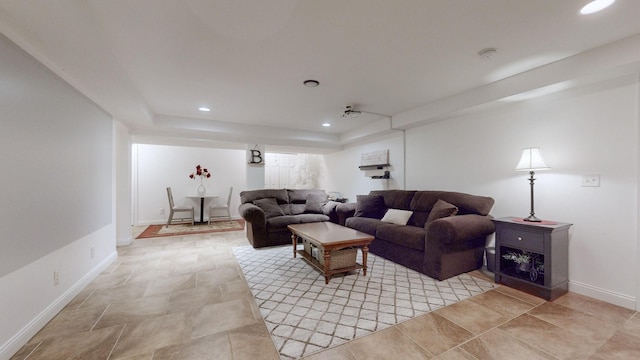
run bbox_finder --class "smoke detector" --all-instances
[478,47,498,59]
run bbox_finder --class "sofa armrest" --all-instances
[322,200,340,223]
[238,203,270,248]
[336,202,357,226]
[426,214,495,246]
[238,203,266,225]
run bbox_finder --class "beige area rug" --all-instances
[233,245,496,360]
[135,220,245,239]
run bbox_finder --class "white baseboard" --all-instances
[116,235,133,246]
[569,280,637,310]
[0,251,117,360]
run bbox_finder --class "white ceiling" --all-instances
[2,0,640,151]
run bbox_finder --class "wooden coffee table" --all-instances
[288,222,374,284]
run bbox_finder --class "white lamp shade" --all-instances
[515,147,550,171]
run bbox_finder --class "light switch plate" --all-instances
[581,174,600,187]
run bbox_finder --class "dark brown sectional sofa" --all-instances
[336,190,495,280]
[238,188,340,248]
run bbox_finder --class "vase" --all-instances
[197,179,206,195]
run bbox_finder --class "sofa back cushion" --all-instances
[240,189,289,204]
[410,191,494,215]
[425,199,459,227]
[287,189,327,215]
[252,198,286,219]
[438,192,494,216]
[303,193,329,214]
[354,194,387,219]
[370,190,416,210]
[240,189,289,216]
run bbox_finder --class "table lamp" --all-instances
[515,147,550,222]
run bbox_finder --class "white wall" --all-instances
[0,33,116,359]
[133,144,247,224]
[404,75,639,309]
[323,132,405,202]
[321,75,639,309]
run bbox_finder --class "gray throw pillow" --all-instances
[354,194,387,219]
[253,198,285,219]
[304,193,328,214]
[425,199,458,227]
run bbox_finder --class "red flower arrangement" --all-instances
[189,165,211,180]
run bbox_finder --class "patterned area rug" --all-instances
[232,245,495,359]
[136,220,245,239]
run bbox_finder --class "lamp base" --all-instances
[523,215,542,222]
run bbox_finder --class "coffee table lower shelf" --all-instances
[296,249,362,281]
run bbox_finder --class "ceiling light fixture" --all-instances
[303,79,319,87]
[322,122,331,127]
[198,107,211,112]
[580,0,615,14]
[342,105,361,119]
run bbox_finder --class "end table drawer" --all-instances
[500,229,544,252]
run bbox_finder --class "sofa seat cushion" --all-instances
[345,217,380,236]
[376,223,425,251]
[265,214,331,232]
[295,213,331,223]
[266,215,301,230]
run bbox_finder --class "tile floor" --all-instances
[9,228,640,360]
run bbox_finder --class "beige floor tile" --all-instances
[499,313,601,359]
[8,341,41,360]
[297,346,354,360]
[435,297,508,335]
[590,331,640,359]
[461,328,555,360]
[125,267,173,284]
[143,273,196,296]
[433,347,478,360]
[323,327,434,359]
[397,312,474,355]
[94,294,171,329]
[221,278,253,301]
[171,258,217,275]
[11,229,640,360]
[622,313,640,338]
[28,304,108,343]
[191,298,260,339]
[26,324,124,360]
[110,353,154,360]
[196,267,242,288]
[228,323,281,360]
[110,312,192,359]
[63,286,96,310]
[468,288,537,318]
[152,331,233,360]
[166,286,224,314]
[90,271,132,288]
[553,292,635,326]
[528,302,620,341]
[493,285,546,306]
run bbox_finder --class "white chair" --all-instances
[166,187,194,227]
[209,186,233,224]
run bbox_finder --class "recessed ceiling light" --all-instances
[322,122,331,127]
[303,79,319,87]
[198,107,211,112]
[580,0,615,15]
